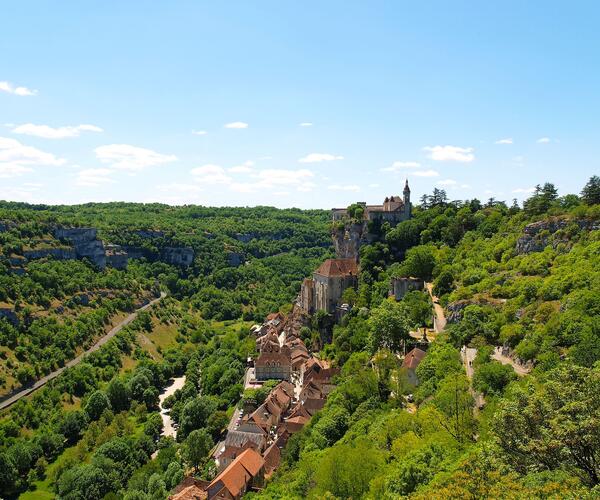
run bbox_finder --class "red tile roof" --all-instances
[315,258,358,278]
[208,448,264,498]
[401,348,427,371]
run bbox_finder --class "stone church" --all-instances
[298,258,358,315]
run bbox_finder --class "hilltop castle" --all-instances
[332,180,412,225]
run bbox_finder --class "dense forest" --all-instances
[251,176,600,499]
[1,176,599,498]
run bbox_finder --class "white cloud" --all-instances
[536,137,551,144]
[512,187,535,194]
[437,179,457,186]
[413,169,440,177]
[190,164,232,185]
[192,130,207,136]
[95,144,176,171]
[230,168,315,193]
[381,161,421,172]
[258,156,273,160]
[298,153,344,163]
[0,136,65,177]
[224,121,248,129]
[0,164,33,178]
[228,160,255,174]
[12,123,103,139]
[423,145,475,163]
[75,168,116,187]
[369,183,380,188]
[0,81,37,96]
[495,138,513,144]
[299,122,313,127]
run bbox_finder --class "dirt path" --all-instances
[491,346,531,376]
[0,292,166,411]
[425,283,447,332]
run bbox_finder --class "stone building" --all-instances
[254,332,292,381]
[299,258,358,315]
[390,276,424,300]
[332,180,412,225]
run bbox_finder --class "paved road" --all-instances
[0,292,166,411]
[492,346,531,376]
[425,283,447,332]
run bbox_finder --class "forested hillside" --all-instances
[0,203,331,498]
[254,177,600,499]
[1,176,599,499]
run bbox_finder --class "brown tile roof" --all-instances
[208,448,264,499]
[170,478,210,500]
[314,258,358,278]
[401,348,427,371]
[263,443,281,474]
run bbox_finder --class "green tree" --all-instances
[368,298,411,353]
[431,373,476,443]
[181,429,213,473]
[179,397,218,439]
[106,378,131,412]
[84,390,111,421]
[493,364,600,486]
[400,245,436,281]
[581,175,600,205]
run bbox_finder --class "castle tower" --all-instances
[403,179,411,219]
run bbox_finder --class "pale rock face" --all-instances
[515,218,600,254]
[331,222,368,260]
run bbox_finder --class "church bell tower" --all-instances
[403,179,411,219]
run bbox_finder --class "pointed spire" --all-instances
[404,178,410,193]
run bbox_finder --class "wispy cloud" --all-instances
[228,160,255,174]
[423,145,475,162]
[191,164,232,185]
[224,121,248,129]
[369,183,380,188]
[381,161,421,172]
[328,184,360,192]
[230,168,315,193]
[298,153,343,163]
[75,168,116,187]
[536,137,551,144]
[495,138,513,144]
[0,81,37,96]
[299,122,313,127]
[512,187,535,194]
[0,136,65,177]
[12,123,103,139]
[192,130,207,136]
[95,144,177,171]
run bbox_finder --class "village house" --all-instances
[206,448,265,499]
[254,331,292,381]
[298,258,359,315]
[390,276,425,300]
[402,347,427,386]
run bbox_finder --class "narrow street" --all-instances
[425,283,447,332]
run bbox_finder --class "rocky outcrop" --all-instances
[160,247,194,267]
[54,227,106,268]
[23,247,77,260]
[331,222,368,260]
[446,301,469,324]
[234,233,257,243]
[516,218,600,254]
[105,245,128,269]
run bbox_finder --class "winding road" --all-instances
[0,291,166,411]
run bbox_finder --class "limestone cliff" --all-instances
[54,227,106,268]
[516,217,599,254]
[331,222,369,260]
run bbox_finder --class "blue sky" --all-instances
[1,1,598,208]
